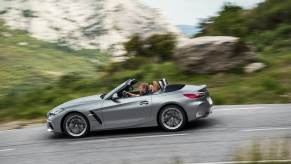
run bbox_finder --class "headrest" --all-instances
[159,78,168,90]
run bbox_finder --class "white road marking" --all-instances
[0,148,14,152]
[0,129,13,133]
[188,159,291,164]
[215,107,265,111]
[69,133,188,145]
[241,127,291,132]
[69,126,291,145]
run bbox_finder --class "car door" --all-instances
[101,95,152,129]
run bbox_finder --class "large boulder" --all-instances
[175,36,256,74]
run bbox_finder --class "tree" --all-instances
[124,33,177,62]
[124,34,144,57]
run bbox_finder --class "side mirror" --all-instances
[111,93,119,100]
[100,93,105,99]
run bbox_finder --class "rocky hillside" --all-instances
[0,0,181,61]
[0,21,105,99]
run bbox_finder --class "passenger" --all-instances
[150,81,161,93]
[149,84,154,92]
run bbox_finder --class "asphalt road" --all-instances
[0,104,291,164]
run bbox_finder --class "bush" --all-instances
[0,10,7,15]
[197,4,247,37]
[124,33,177,62]
[124,34,144,56]
[22,10,36,18]
[58,72,83,88]
[145,34,176,61]
[122,57,149,70]
[247,0,291,32]
[197,0,291,52]
[261,78,280,90]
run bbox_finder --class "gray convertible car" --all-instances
[47,79,213,137]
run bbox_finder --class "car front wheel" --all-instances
[158,105,186,131]
[63,113,89,138]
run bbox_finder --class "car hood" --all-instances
[53,95,102,110]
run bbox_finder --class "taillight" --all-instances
[183,93,203,99]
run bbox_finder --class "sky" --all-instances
[141,0,265,26]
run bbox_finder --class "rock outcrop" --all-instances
[244,62,266,73]
[0,0,182,61]
[175,36,256,74]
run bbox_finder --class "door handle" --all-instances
[139,101,149,105]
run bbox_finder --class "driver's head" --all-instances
[138,83,149,95]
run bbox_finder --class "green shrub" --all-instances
[261,78,280,90]
[124,34,144,56]
[197,0,291,53]
[0,10,7,15]
[124,33,177,62]
[197,4,247,37]
[145,34,176,61]
[22,9,36,18]
[58,72,83,88]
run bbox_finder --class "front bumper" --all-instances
[46,114,63,133]
[47,121,54,132]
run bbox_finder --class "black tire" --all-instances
[158,105,187,131]
[62,113,89,138]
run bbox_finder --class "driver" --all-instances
[124,83,149,97]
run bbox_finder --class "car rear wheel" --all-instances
[159,105,186,131]
[63,113,89,138]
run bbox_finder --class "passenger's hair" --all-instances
[152,81,160,90]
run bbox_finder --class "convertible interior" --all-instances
[116,79,185,98]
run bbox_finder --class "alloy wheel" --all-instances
[64,114,88,137]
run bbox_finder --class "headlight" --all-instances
[48,108,65,118]
[52,108,65,114]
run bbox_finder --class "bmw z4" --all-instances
[47,79,214,137]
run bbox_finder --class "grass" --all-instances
[1,50,291,121]
[0,21,108,121]
[101,50,291,105]
[0,21,108,98]
[234,139,291,163]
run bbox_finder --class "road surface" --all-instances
[0,104,291,164]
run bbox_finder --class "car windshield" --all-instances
[103,81,127,99]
